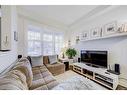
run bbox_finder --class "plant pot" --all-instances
[68,56,73,59]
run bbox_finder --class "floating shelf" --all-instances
[80,32,127,42]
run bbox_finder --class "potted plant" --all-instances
[65,48,77,59]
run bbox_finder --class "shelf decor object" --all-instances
[78,21,127,42]
[90,27,102,38]
[103,21,117,36]
[80,31,90,40]
[118,23,127,33]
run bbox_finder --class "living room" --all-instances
[0,1,127,94]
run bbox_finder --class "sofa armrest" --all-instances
[45,62,65,76]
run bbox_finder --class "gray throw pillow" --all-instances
[31,56,43,67]
[48,55,58,64]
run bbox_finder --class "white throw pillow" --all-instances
[48,55,58,64]
[31,56,43,67]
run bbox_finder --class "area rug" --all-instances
[54,71,107,90]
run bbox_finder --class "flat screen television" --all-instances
[81,50,107,68]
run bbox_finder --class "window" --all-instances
[43,32,63,55]
[55,35,63,54]
[28,26,42,56]
[27,25,64,56]
[43,34,53,55]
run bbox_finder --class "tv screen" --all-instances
[81,50,107,68]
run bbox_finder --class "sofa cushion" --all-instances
[46,80,59,89]
[44,75,56,84]
[30,75,58,90]
[33,73,42,81]
[33,81,58,90]
[4,70,28,88]
[13,59,33,87]
[48,55,58,64]
[32,65,48,75]
[34,85,48,90]
[31,56,43,67]
[30,79,45,90]
[45,62,65,76]
[0,70,28,90]
[0,78,27,90]
[31,66,59,90]
[42,71,52,78]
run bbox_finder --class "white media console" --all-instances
[72,62,118,89]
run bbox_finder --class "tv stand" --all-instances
[86,64,99,68]
[72,62,118,89]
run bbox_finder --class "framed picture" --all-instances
[14,31,18,41]
[80,31,90,40]
[103,21,117,36]
[90,27,102,38]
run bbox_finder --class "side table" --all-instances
[59,58,69,71]
[69,64,73,70]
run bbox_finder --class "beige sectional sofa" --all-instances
[0,57,59,90]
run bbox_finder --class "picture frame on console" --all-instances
[103,21,117,36]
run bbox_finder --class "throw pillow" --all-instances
[48,55,58,64]
[31,56,43,67]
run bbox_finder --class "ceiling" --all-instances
[17,5,112,29]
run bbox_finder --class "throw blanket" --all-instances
[52,75,107,90]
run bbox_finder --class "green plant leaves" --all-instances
[65,48,77,59]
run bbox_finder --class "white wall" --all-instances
[69,6,127,87]
[0,6,17,74]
